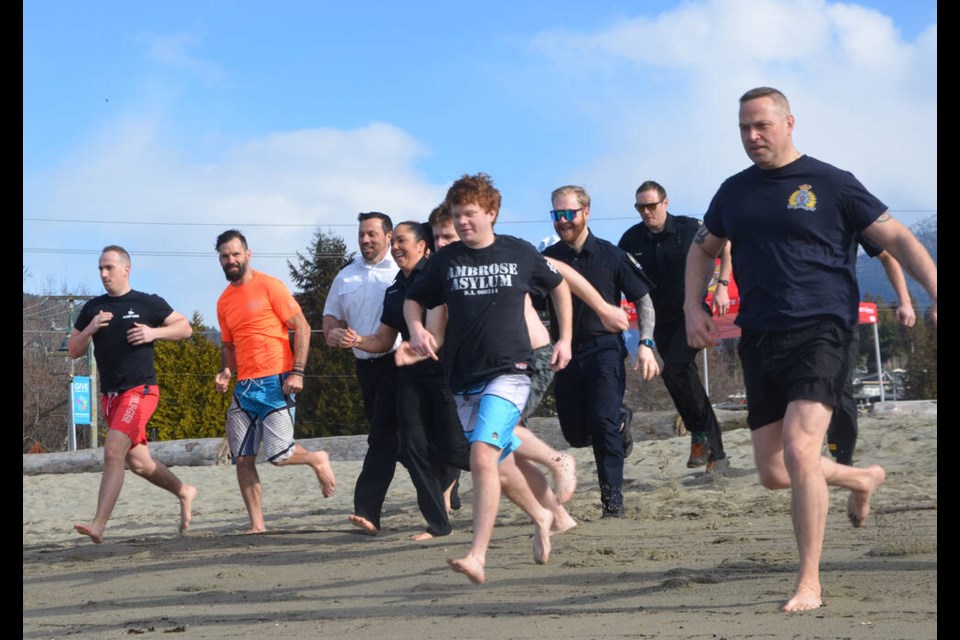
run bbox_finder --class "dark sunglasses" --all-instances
[634,199,664,213]
[549,208,584,222]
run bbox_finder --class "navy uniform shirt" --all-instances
[542,230,653,345]
[618,213,702,324]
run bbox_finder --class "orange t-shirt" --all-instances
[217,270,302,380]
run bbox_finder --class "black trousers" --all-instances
[395,360,470,536]
[554,333,627,512]
[655,317,726,461]
[827,330,861,465]
[352,356,399,530]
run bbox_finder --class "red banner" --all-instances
[858,301,878,325]
[622,260,744,339]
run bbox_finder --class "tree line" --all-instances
[22,231,937,452]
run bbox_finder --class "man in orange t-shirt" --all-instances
[214,229,337,534]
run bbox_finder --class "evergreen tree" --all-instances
[905,311,937,400]
[288,229,367,437]
[870,295,900,361]
[152,312,231,439]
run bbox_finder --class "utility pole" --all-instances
[54,295,97,450]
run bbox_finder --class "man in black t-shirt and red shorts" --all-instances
[69,245,197,544]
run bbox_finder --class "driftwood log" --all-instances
[22,402,931,476]
[22,435,370,476]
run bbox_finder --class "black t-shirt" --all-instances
[618,213,700,324]
[704,155,886,331]
[74,290,175,393]
[405,235,562,391]
[380,258,427,341]
[858,234,883,258]
[542,230,653,344]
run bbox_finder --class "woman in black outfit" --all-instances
[342,221,468,539]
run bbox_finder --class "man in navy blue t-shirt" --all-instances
[684,87,937,613]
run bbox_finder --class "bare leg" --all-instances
[279,444,336,498]
[124,442,198,533]
[74,429,131,543]
[499,455,554,564]
[448,442,501,584]
[236,455,266,534]
[752,400,886,613]
[443,480,454,514]
[514,425,577,504]
[515,456,576,535]
[780,401,831,612]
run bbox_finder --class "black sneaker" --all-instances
[601,506,626,519]
[619,405,635,458]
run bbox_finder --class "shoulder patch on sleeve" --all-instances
[625,252,645,273]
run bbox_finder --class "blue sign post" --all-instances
[69,376,92,451]
[72,376,92,425]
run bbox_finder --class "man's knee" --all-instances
[122,448,149,474]
[469,442,501,472]
[236,455,258,472]
[757,465,790,490]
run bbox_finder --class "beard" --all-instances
[222,262,248,282]
[360,243,383,262]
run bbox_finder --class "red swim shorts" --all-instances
[101,385,159,448]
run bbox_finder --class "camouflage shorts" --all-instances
[520,344,555,424]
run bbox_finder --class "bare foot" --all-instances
[848,464,886,528]
[411,529,453,541]
[533,511,553,564]
[551,453,577,504]
[781,583,822,612]
[179,484,198,533]
[73,524,104,544]
[551,507,578,536]
[448,556,485,584]
[411,531,435,541]
[348,514,380,535]
[242,527,267,535]
[312,451,337,498]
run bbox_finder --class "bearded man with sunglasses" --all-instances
[618,180,731,475]
[541,185,658,518]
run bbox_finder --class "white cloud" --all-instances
[23,117,446,324]
[528,0,936,234]
[138,29,227,85]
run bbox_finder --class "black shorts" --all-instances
[738,318,852,430]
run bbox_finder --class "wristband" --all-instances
[639,338,656,350]
[717,279,729,287]
[290,369,305,376]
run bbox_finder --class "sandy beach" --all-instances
[23,403,937,639]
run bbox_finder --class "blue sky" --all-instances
[23,0,937,326]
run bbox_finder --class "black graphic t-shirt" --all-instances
[74,290,174,393]
[406,235,562,391]
[704,154,886,331]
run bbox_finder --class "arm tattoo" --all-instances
[636,294,656,340]
[874,211,892,223]
[693,225,710,245]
